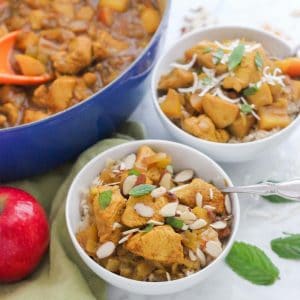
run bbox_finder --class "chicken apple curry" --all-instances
[157,39,300,143]
[76,146,233,281]
[0,0,161,128]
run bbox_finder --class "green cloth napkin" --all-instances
[0,122,144,300]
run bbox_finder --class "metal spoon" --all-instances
[221,179,300,201]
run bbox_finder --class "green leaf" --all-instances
[142,223,154,233]
[271,234,300,259]
[166,217,184,229]
[255,52,263,71]
[129,184,156,197]
[203,47,212,54]
[240,104,253,114]
[98,190,113,209]
[226,241,279,285]
[213,48,224,64]
[243,85,259,96]
[128,169,141,176]
[228,44,245,70]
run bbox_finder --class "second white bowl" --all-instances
[151,26,299,162]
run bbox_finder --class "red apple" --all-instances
[0,186,49,283]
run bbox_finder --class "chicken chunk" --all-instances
[291,80,300,102]
[160,89,182,119]
[0,103,19,125]
[258,105,291,130]
[76,224,98,255]
[174,178,225,214]
[125,225,184,264]
[202,94,240,128]
[93,186,126,243]
[246,83,273,107]
[135,145,156,170]
[228,113,256,138]
[121,195,167,228]
[158,68,194,91]
[181,115,230,143]
[52,36,92,75]
[48,76,76,111]
[15,54,46,76]
[23,109,48,124]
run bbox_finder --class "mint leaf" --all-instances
[128,169,141,176]
[226,241,279,285]
[243,85,259,96]
[142,223,154,233]
[98,190,113,209]
[166,217,184,229]
[240,104,253,114]
[202,76,213,86]
[213,48,224,64]
[228,44,245,70]
[271,234,300,259]
[255,52,263,71]
[129,184,156,197]
[203,47,212,54]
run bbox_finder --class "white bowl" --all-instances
[151,25,300,162]
[66,140,240,295]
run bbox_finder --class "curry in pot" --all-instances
[0,0,161,128]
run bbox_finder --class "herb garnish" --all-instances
[202,76,213,86]
[255,52,263,71]
[142,223,154,233]
[213,48,224,64]
[226,241,279,285]
[243,85,259,96]
[129,184,156,197]
[271,234,300,259]
[228,44,245,70]
[203,47,212,54]
[128,169,141,176]
[98,190,113,209]
[166,217,184,229]
[240,104,253,114]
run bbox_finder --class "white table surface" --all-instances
[109,1,300,299]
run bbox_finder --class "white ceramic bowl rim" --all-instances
[151,25,300,148]
[65,139,240,290]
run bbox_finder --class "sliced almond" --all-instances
[159,172,173,190]
[203,205,216,211]
[210,221,227,230]
[182,224,189,231]
[205,240,223,258]
[209,188,214,200]
[176,204,190,215]
[173,169,194,183]
[188,250,197,261]
[225,194,232,214]
[196,192,203,207]
[122,175,137,195]
[179,211,197,223]
[147,219,164,226]
[122,228,140,235]
[159,201,178,217]
[196,247,207,267]
[166,165,174,174]
[112,222,122,230]
[96,241,115,259]
[105,158,116,168]
[134,203,154,218]
[166,272,171,281]
[151,186,167,198]
[123,153,136,170]
[189,218,207,230]
[118,235,131,244]
[169,184,189,193]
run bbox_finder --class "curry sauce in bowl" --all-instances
[66,140,239,294]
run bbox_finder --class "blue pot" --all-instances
[0,1,170,182]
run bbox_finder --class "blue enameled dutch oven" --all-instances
[0,0,170,182]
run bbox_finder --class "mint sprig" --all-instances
[255,52,263,71]
[243,85,259,96]
[129,184,156,197]
[271,234,300,259]
[98,190,113,209]
[226,241,279,285]
[228,44,245,70]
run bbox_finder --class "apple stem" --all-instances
[0,195,7,214]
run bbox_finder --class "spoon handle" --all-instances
[222,179,300,201]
